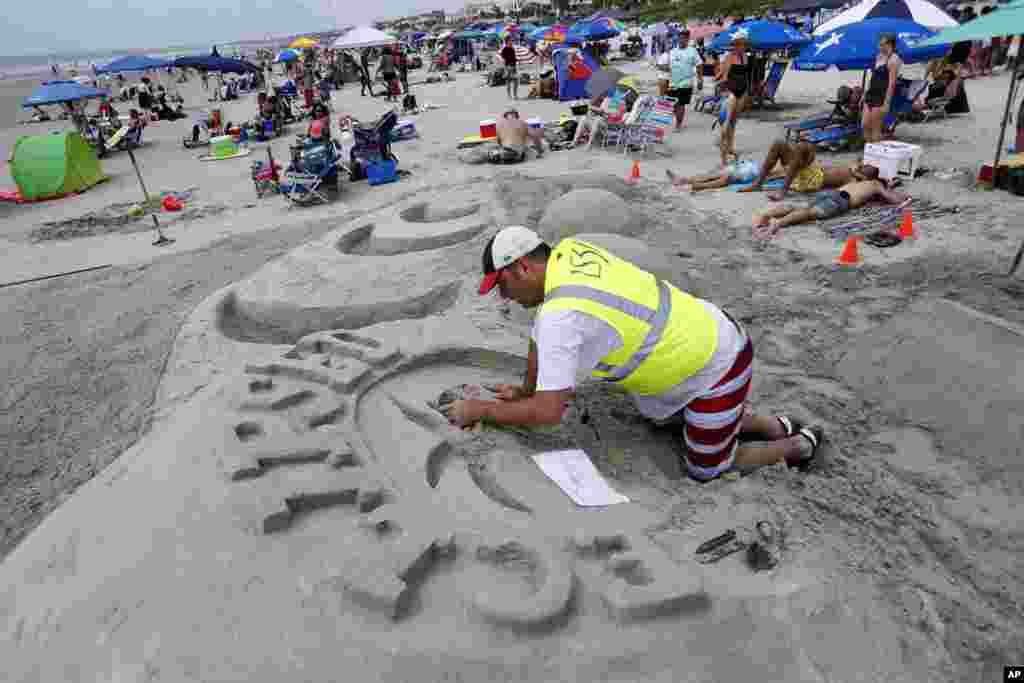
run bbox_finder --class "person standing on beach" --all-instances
[862,34,902,145]
[377,47,397,102]
[667,29,701,131]
[501,36,519,100]
[360,49,375,97]
[397,48,409,95]
[442,226,826,483]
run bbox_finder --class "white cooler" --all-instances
[863,142,923,180]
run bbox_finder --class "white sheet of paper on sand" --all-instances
[532,449,630,507]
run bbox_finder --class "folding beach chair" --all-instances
[754,60,788,108]
[784,91,860,142]
[799,112,897,151]
[113,124,144,152]
[919,78,963,122]
[620,96,676,154]
[598,90,637,151]
[695,64,722,114]
[280,142,342,206]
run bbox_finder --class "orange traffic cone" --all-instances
[897,210,915,240]
[625,160,640,184]
[836,235,863,266]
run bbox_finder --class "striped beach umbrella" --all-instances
[814,0,958,35]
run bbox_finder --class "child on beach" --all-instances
[717,85,739,166]
[666,157,768,193]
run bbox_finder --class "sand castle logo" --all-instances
[814,32,843,55]
[897,31,925,47]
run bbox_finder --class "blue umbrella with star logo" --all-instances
[707,20,812,52]
[793,18,950,71]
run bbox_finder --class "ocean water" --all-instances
[0,43,251,80]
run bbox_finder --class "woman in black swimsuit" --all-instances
[862,34,902,144]
[718,34,750,113]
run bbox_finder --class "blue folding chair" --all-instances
[756,60,788,108]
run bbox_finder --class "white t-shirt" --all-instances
[530,299,746,421]
[656,51,670,75]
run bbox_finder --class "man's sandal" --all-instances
[739,415,804,444]
[695,529,747,564]
[746,520,781,571]
[789,426,825,472]
[776,415,804,437]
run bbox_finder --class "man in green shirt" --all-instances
[666,30,702,131]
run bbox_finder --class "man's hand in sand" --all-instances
[486,383,529,401]
[441,399,482,429]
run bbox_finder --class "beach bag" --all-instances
[403,93,417,111]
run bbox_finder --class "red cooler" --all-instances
[480,119,497,139]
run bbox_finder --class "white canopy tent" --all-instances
[332,25,399,50]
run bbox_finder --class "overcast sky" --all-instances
[2,0,467,56]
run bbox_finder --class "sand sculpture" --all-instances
[537,188,644,243]
[5,174,1014,681]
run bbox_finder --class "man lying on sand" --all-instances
[738,139,882,200]
[441,226,826,483]
[752,179,911,240]
[666,157,779,194]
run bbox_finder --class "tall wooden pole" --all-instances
[127,149,174,246]
[990,63,1018,189]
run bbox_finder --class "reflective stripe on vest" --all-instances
[545,279,671,382]
[541,238,718,396]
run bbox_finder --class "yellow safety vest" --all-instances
[541,238,718,396]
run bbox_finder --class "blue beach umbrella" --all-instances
[567,17,624,43]
[172,55,261,74]
[274,48,301,63]
[96,55,170,74]
[708,20,812,52]
[23,80,109,108]
[529,26,549,41]
[794,18,950,71]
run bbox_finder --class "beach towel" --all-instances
[458,134,491,148]
[198,148,252,162]
[819,197,966,240]
[730,178,786,192]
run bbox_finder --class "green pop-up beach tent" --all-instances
[10,131,106,201]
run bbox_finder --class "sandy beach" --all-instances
[1,53,1023,682]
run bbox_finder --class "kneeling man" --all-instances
[443,226,825,482]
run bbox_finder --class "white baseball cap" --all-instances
[479,225,545,295]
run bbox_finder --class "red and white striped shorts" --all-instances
[679,337,754,481]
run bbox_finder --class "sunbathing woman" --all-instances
[751,178,910,240]
[666,157,772,193]
[738,139,881,200]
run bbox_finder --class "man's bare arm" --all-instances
[877,185,911,205]
[525,340,538,395]
[478,389,573,426]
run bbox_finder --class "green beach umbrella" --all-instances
[924,5,1024,273]
[919,5,1024,46]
